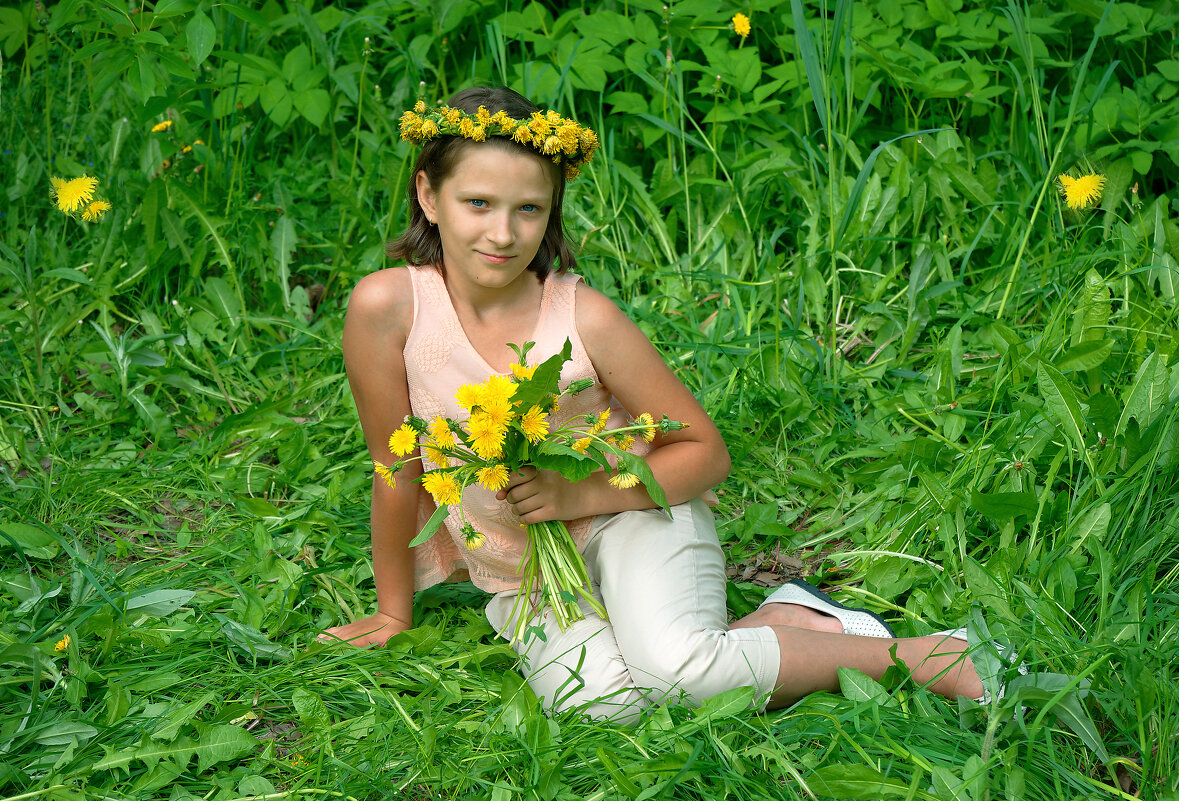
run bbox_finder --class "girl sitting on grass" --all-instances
[321,85,991,723]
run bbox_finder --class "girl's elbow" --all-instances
[710,442,732,485]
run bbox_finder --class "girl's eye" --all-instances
[468,199,487,208]
[521,204,539,213]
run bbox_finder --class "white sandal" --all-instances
[761,579,895,638]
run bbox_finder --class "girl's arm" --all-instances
[501,284,730,522]
[320,268,422,648]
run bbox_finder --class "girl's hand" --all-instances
[318,611,410,648]
[498,466,583,523]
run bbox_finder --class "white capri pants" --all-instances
[485,498,781,725]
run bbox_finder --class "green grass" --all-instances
[2,0,1178,798]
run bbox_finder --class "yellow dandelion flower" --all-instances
[476,463,510,491]
[636,412,657,442]
[372,460,398,489]
[443,107,462,125]
[463,523,486,550]
[482,397,515,429]
[421,119,439,137]
[423,445,450,468]
[732,12,751,38]
[609,472,641,489]
[388,424,419,456]
[483,374,519,405]
[51,175,99,214]
[455,382,486,410]
[591,410,611,434]
[616,434,636,451]
[1057,173,1105,211]
[422,471,462,506]
[54,634,71,652]
[572,437,592,454]
[563,165,581,182]
[542,135,561,155]
[81,200,111,222]
[428,416,456,450]
[468,412,506,460]
[519,405,550,443]
[549,394,561,413]
[476,105,492,126]
[460,117,476,138]
[512,125,533,145]
[151,119,173,132]
[510,362,536,381]
[413,100,426,113]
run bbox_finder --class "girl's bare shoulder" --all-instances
[571,281,632,344]
[347,266,415,334]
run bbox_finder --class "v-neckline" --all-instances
[435,268,550,375]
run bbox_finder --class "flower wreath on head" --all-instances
[398,101,599,182]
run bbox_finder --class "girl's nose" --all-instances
[487,212,515,247]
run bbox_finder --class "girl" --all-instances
[322,86,989,723]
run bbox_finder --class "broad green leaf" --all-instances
[1066,503,1110,553]
[34,721,98,747]
[271,214,296,310]
[968,490,1037,521]
[192,722,257,772]
[0,522,61,560]
[837,667,895,707]
[1007,673,1108,761]
[408,503,450,547]
[151,691,216,742]
[127,588,196,618]
[692,685,756,722]
[294,88,331,127]
[186,10,215,66]
[1055,339,1111,372]
[1036,362,1087,452]
[218,617,293,661]
[809,764,939,800]
[620,452,668,513]
[1116,352,1169,435]
[963,561,1015,623]
[512,338,572,410]
[151,0,196,18]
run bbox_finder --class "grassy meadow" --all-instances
[2,0,1178,798]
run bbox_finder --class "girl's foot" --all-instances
[753,580,895,638]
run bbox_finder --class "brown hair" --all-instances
[385,87,578,279]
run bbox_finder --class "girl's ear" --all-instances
[415,171,438,224]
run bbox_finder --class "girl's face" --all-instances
[416,144,554,295]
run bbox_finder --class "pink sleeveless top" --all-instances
[403,264,651,593]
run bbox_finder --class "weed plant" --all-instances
[1,0,1177,799]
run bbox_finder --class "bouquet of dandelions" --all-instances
[373,339,685,645]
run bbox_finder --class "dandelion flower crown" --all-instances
[399,100,599,182]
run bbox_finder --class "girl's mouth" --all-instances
[480,252,512,264]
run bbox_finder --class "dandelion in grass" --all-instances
[372,460,397,489]
[1057,173,1105,211]
[81,200,111,222]
[732,12,751,39]
[151,119,173,132]
[388,424,418,456]
[50,175,99,214]
[54,634,71,652]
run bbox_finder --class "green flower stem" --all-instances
[507,519,606,645]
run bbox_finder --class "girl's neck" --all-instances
[438,265,546,372]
